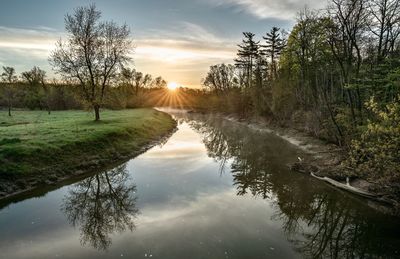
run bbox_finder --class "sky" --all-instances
[0,0,325,88]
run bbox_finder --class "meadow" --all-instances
[0,109,175,180]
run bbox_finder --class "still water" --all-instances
[0,111,399,259]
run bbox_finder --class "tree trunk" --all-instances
[47,99,51,115]
[94,105,100,121]
[8,105,11,117]
[347,89,357,127]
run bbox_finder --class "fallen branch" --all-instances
[310,173,378,198]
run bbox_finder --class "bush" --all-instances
[348,96,400,187]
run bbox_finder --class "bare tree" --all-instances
[1,66,18,116]
[368,0,400,61]
[50,4,133,120]
[328,0,369,123]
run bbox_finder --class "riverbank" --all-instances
[215,113,399,213]
[0,109,177,200]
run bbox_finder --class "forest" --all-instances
[200,0,400,197]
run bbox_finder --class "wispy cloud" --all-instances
[135,21,236,60]
[0,26,60,50]
[135,39,234,63]
[133,22,236,87]
[0,26,60,73]
[0,23,236,87]
[203,0,326,20]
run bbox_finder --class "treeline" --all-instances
[0,66,81,113]
[0,4,201,118]
[0,65,176,113]
[202,0,400,188]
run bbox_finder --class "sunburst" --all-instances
[167,82,178,91]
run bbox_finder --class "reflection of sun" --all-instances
[167,82,178,90]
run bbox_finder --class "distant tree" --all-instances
[21,66,51,113]
[120,67,137,95]
[203,64,238,93]
[120,67,152,95]
[1,66,18,116]
[262,27,286,79]
[21,66,46,85]
[146,75,154,87]
[234,32,260,88]
[135,73,152,91]
[152,76,167,89]
[50,4,133,120]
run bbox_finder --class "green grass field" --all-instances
[0,109,176,180]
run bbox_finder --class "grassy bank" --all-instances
[0,108,176,197]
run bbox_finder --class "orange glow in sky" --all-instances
[167,82,178,90]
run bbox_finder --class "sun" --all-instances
[167,81,178,91]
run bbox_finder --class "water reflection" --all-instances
[62,164,138,251]
[1,112,399,258]
[189,115,400,259]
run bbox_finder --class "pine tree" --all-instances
[234,32,260,88]
[262,27,285,79]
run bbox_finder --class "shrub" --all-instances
[348,96,400,187]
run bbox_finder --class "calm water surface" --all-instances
[0,111,399,259]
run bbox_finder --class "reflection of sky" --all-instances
[133,122,209,170]
[127,121,235,207]
[0,119,302,258]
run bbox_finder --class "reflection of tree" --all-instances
[188,115,400,259]
[62,164,139,250]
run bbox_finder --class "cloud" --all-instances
[0,26,59,51]
[0,23,236,87]
[132,22,237,87]
[204,0,326,20]
[134,21,236,63]
[0,26,60,73]
[135,39,234,63]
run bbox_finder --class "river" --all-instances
[0,110,399,259]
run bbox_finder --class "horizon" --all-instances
[0,0,324,88]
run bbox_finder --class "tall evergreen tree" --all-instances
[234,32,260,88]
[262,27,285,79]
